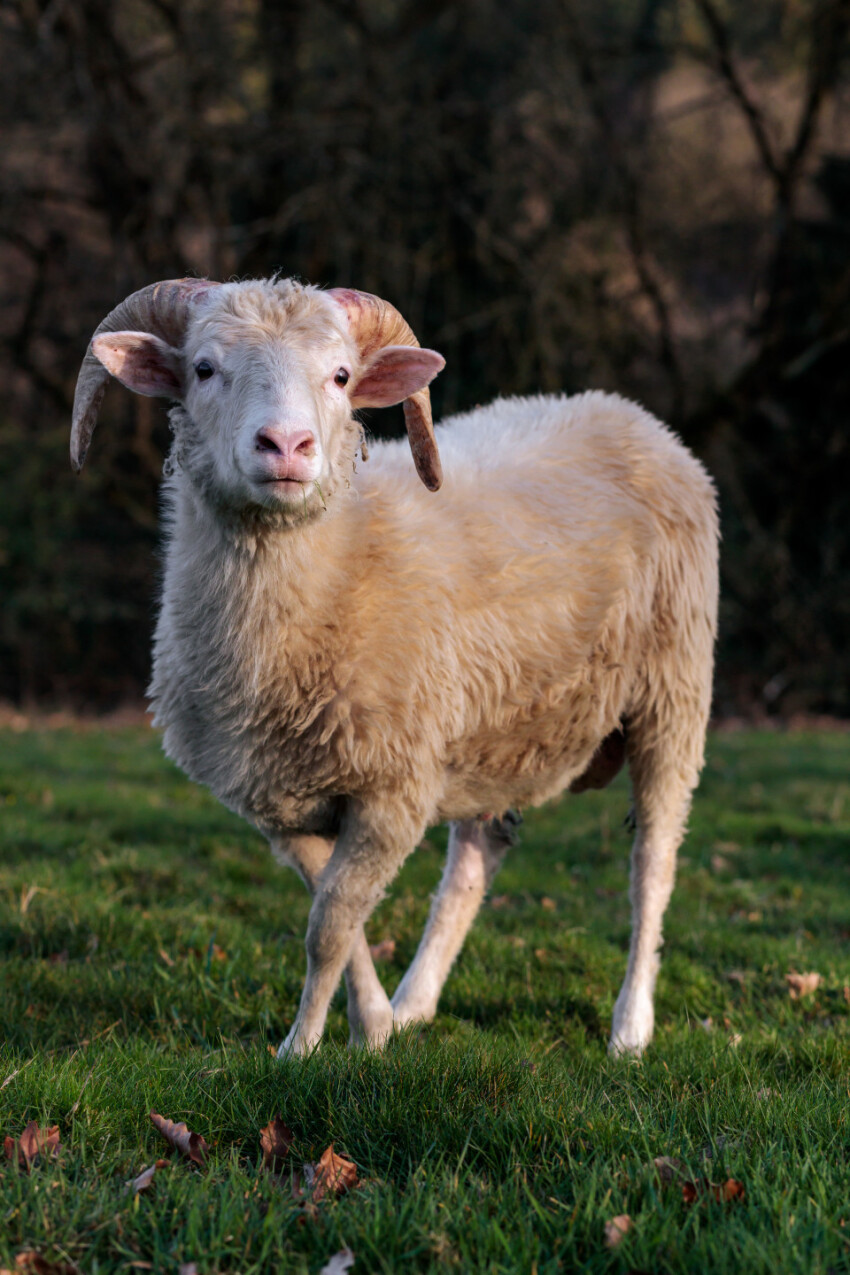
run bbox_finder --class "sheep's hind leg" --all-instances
[610,718,707,1056]
[271,834,394,1050]
[391,814,517,1028]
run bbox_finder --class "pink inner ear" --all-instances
[91,332,182,398]
[350,345,445,408]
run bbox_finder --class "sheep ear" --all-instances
[349,345,445,409]
[90,331,184,398]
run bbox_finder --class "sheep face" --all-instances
[175,283,362,523]
[87,279,445,526]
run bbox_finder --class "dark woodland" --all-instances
[1,0,849,715]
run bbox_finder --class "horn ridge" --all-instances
[328,287,443,492]
[71,277,220,472]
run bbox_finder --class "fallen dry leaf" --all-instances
[298,1145,359,1203]
[127,1159,170,1193]
[489,895,510,909]
[319,1250,355,1275]
[603,1214,632,1248]
[652,1155,684,1183]
[3,1121,62,1172]
[786,971,821,999]
[1,1253,78,1275]
[367,939,396,961]
[726,970,748,986]
[682,1176,746,1205]
[158,949,175,967]
[540,896,557,911]
[260,1116,293,1173]
[149,1112,209,1167]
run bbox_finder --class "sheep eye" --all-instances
[334,368,350,387]
[195,359,215,381]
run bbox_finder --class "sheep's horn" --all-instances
[70,277,220,472]
[329,288,443,492]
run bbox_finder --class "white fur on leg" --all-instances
[392,819,505,1027]
[608,792,689,1055]
[271,833,394,1052]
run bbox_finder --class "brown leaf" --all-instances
[149,1112,209,1167]
[540,896,557,911]
[4,1254,78,1275]
[682,1176,746,1205]
[652,1155,683,1183]
[367,939,396,961]
[489,895,510,909]
[158,949,175,967]
[319,1251,355,1275]
[127,1159,170,1193]
[3,1122,61,1171]
[786,971,821,999]
[603,1214,632,1248]
[726,970,748,986]
[260,1116,293,1172]
[309,1145,359,1202]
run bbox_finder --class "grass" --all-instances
[1,723,850,1273]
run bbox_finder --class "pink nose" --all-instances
[255,427,316,461]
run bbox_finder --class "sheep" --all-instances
[70,275,719,1057]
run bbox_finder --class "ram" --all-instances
[71,276,719,1057]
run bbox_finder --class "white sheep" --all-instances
[71,276,719,1057]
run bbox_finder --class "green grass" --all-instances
[1,725,850,1273]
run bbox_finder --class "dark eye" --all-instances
[334,368,350,387]
[195,359,215,381]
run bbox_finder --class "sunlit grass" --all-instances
[1,725,849,1272]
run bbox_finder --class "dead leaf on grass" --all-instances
[319,1250,355,1275]
[260,1116,293,1173]
[682,1177,745,1205]
[158,949,175,967]
[149,1112,209,1167]
[294,1145,359,1204]
[3,1121,62,1171]
[127,1159,170,1194]
[786,971,821,999]
[726,970,748,986]
[367,939,396,961]
[603,1214,632,1248]
[540,897,557,911]
[652,1155,684,1183]
[1,1253,78,1275]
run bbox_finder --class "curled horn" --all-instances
[70,277,220,472]
[329,288,443,492]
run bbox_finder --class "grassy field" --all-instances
[1,723,849,1273]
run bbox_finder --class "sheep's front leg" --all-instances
[278,798,428,1057]
[271,833,394,1049]
[391,814,515,1027]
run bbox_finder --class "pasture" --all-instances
[1,722,849,1273]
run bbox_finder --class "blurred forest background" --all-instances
[1,0,849,716]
